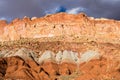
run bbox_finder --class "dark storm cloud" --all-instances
[0,0,120,22]
[0,0,43,21]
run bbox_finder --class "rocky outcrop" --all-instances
[0,48,119,80]
[0,13,120,79]
[0,13,120,43]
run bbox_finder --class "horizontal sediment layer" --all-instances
[0,13,120,80]
[0,47,120,80]
[0,13,120,44]
[0,41,120,80]
[0,48,100,64]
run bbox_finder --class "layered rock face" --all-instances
[0,13,120,43]
[0,48,119,80]
[0,13,120,80]
[0,47,120,80]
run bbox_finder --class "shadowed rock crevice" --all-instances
[0,59,7,77]
[39,68,50,77]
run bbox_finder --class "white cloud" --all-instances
[45,7,86,15]
[45,6,63,15]
[0,17,13,22]
[66,7,86,14]
[0,17,6,20]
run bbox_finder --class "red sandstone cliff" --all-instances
[0,13,120,80]
[0,13,120,43]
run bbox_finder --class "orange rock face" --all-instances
[0,13,120,80]
[0,12,120,43]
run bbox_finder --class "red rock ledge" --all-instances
[0,12,120,43]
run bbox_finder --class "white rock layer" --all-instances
[0,48,101,64]
[38,50,55,64]
[79,50,100,63]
